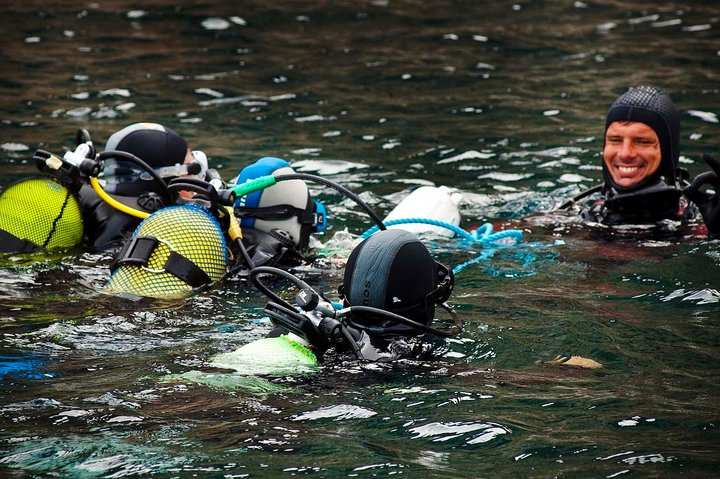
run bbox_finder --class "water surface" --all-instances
[1,1,719,477]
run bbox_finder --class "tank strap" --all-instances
[112,235,212,288]
[0,230,40,254]
[234,204,306,221]
[164,251,212,288]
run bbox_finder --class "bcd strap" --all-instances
[234,203,325,228]
[426,262,454,304]
[0,229,39,254]
[112,236,158,269]
[603,184,682,224]
[111,235,212,288]
[164,250,212,288]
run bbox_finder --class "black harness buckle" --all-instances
[112,236,158,270]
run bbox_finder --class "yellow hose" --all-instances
[224,205,242,241]
[90,176,149,219]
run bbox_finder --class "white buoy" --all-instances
[383,186,463,237]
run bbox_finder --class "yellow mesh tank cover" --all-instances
[105,205,229,299]
[0,178,83,250]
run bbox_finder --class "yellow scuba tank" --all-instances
[0,178,83,253]
[104,205,229,299]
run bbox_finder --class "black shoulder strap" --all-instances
[0,229,40,254]
[112,236,158,270]
[111,235,212,288]
[234,204,302,221]
[164,251,212,288]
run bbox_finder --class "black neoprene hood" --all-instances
[603,85,681,192]
[106,123,188,169]
[342,229,439,335]
[103,123,188,197]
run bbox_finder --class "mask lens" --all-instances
[101,159,144,185]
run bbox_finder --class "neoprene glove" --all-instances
[684,154,720,234]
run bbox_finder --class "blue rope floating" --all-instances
[359,218,523,246]
[358,217,536,277]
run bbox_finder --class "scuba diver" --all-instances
[78,122,212,251]
[561,85,720,235]
[249,228,460,362]
[228,156,326,270]
[0,122,211,255]
[169,228,463,380]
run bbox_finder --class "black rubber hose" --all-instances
[348,304,461,338]
[274,173,387,231]
[247,265,313,311]
[557,184,603,210]
[97,150,172,200]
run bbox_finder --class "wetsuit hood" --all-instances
[103,123,188,197]
[603,85,680,193]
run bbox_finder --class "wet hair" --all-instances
[603,85,680,191]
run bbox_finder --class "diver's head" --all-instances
[602,85,680,191]
[0,178,83,253]
[102,123,207,197]
[104,205,228,299]
[232,157,326,249]
[339,229,453,336]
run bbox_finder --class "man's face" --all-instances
[603,121,662,188]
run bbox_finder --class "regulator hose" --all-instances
[231,173,387,232]
[96,150,172,201]
[557,184,603,210]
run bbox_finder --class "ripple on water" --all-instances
[437,150,496,164]
[477,172,534,182]
[1,142,29,152]
[291,404,377,422]
[292,159,370,175]
[0,434,189,477]
[408,420,511,445]
[687,110,719,123]
[660,288,720,305]
[7,315,194,353]
[201,18,231,31]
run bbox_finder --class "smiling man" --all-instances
[580,85,706,230]
[602,86,680,192]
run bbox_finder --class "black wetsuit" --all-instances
[580,180,700,229]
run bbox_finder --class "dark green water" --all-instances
[1,1,719,477]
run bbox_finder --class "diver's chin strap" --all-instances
[111,235,212,288]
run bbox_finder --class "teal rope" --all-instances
[359,217,529,277]
[359,218,523,246]
[360,218,475,240]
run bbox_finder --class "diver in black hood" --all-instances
[571,85,720,235]
[77,122,211,251]
[249,229,460,362]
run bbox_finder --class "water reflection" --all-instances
[2,0,720,477]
